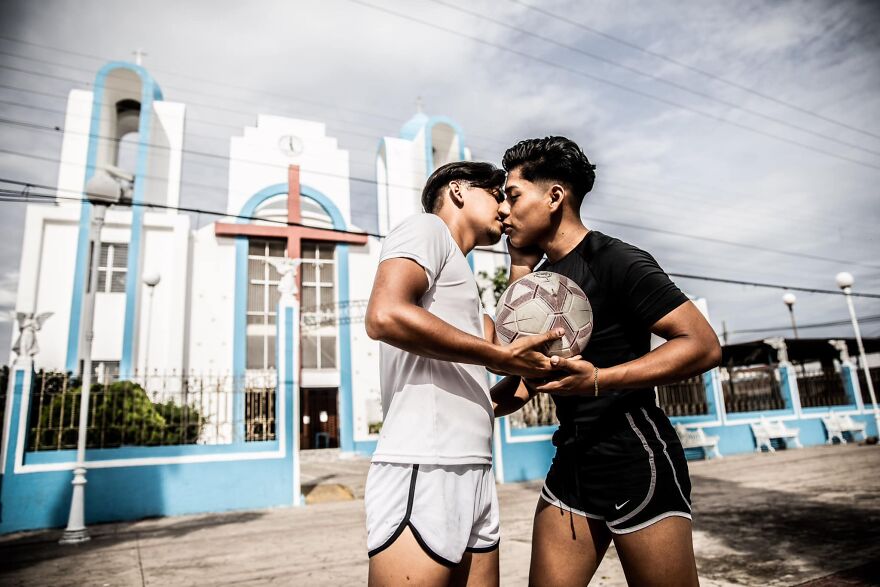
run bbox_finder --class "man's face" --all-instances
[498,167,553,248]
[458,181,507,246]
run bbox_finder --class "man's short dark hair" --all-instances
[421,161,506,213]
[502,136,596,204]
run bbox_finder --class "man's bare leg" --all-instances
[369,526,453,586]
[529,498,612,587]
[612,516,699,587]
[449,549,499,587]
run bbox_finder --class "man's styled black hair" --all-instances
[502,136,596,204]
[421,161,507,213]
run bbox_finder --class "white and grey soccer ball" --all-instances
[495,271,593,358]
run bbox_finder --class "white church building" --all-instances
[9,60,506,455]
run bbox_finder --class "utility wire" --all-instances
[4,82,877,241]
[3,43,879,237]
[724,314,880,335]
[428,0,880,158]
[509,0,880,142]
[4,25,878,171]
[347,0,880,172]
[2,138,877,271]
[2,180,880,300]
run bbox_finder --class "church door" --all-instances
[300,387,339,449]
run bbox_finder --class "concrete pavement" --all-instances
[1,444,879,586]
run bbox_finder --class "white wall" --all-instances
[10,206,81,371]
[135,212,191,374]
[147,101,186,210]
[347,237,383,441]
[376,135,427,235]
[227,115,352,226]
[56,89,92,206]
[186,225,236,374]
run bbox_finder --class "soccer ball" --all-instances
[495,271,593,358]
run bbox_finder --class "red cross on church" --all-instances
[214,165,368,295]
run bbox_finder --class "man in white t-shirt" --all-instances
[364,161,563,586]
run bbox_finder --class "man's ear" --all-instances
[548,184,566,212]
[448,181,465,208]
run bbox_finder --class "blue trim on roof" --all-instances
[66,62,164,375]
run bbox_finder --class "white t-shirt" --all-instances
[372,214,493,465]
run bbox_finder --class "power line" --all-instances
[2,40,878,239]
[3,179,879,300]
[666,272,880,299]
[2,129,877,271]
[347,0,880,172]
[428,0,880,158]
[0,41,513,150]
[7,82,877,241]
[724,314,880,335]
[509,0,880,142]
[3,134,877,274]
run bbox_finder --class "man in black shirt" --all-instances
[492,137,720,586]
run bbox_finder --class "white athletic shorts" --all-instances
[365,462,500,566]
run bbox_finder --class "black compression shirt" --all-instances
[536,230,689,424]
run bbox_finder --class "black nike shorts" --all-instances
[541,402,693,534]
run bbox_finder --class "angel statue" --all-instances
[268,257,304,300]
[12,311,53,359]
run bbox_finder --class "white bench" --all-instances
[751,417,803,452]
[821,412,867,444]
[674,424,722,459]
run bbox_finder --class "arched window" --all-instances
[114,99,141,175]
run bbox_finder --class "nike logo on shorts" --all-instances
[614,500,630,510]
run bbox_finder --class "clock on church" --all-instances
[278,134,304,157]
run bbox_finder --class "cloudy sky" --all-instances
[1,0,879,357]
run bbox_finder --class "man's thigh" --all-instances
[450,549,499,587]
[529,498,612,587]
[612,516,699,587]
[369,526,454,586]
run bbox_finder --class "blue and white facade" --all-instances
[2,61,510,532]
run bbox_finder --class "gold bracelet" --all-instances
[594,367,600,396]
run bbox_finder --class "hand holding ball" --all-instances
[495,272,593,359]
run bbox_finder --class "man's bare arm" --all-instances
[366,258,561,379]
[491,376,536,417]
[535,301,721,395]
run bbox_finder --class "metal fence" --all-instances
[509,392,558,429]
[797,368,849,408]
[25,370,278,451]
[657,375,708,416]
[722,366,785,413]
[858,366,880,405]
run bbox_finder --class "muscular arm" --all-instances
[601,301,722,390]
[491,376,536,417]
[366,258,559,378]
[481,314,535,416]
[537,301,721,395]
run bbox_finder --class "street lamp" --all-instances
[60,166,132,545]
[782,292,798,339]
[836,272,880,436]
[142,271,161,391]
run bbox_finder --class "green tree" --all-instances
[30,380,205,450]
[477,266,510,305]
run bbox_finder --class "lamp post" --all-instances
[60,168,130,545]
[782,292,799,339]
[142,272,161,392]
[836,272,880,436]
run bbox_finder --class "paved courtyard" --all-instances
[1,444,879,586]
